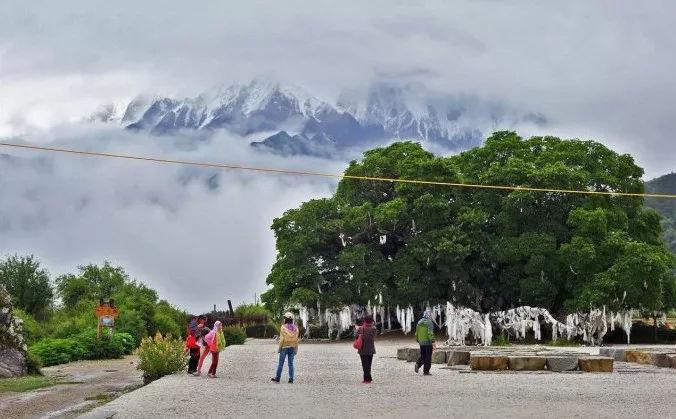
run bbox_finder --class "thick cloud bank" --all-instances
[0,127,343,312]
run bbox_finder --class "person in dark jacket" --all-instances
[356,314,377,383]
[415,309,436,376]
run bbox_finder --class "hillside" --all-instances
[646,172,676,253]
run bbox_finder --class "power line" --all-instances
[1,141,674,199]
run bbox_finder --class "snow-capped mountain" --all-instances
[113,80,546,157]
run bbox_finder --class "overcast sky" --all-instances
[1,1,675,311]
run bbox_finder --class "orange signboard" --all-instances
[95,305,119,318]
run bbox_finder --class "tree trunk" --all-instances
[653,316,658,343]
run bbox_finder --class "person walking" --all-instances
[414,309,436,376]
[356,314,377,383]
[271,312,299,384]
[203,320,225,378]
[195,315,211,376]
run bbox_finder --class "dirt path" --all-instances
[0,356,142,419]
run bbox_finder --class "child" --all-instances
[185,327,200,375]
[271,312,299,384]
[203,320,225,378]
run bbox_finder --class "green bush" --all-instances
[222,326,246,346]
[74,329,135,360]
[244,324,278,338]
[30,330,138,366]
[25,348,43,375]
[30,338,86,366]
[13,309,44,344]
[136,333,186,384]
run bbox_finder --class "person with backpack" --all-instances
[271,312,299,383]
[414,309,436,376]
[203,320,225,378]
[355,314,377,383]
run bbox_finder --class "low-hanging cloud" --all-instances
[0,126,345,312]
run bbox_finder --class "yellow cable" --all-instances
[1,141,674,199]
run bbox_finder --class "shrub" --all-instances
[30,330,138,366]
[30,338,86,366]
[74,329,135,360]
[244,324,278,338]
[222,326,246,346]
[26,348,43,375]
[136,332,186,384]
[13,309,44,344]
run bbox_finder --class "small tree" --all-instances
[0,255,53,319]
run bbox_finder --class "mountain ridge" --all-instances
[98,80,546,157]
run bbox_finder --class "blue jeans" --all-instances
[275,347,295,380]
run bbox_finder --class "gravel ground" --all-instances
[83,339,676,419]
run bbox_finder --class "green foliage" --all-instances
[645,172,676,254]
[244,324,278,338]
[30,330,135,366]
[25,348,43,375]
[0,255,53,319]
[263,133,675,316]
[13,308,44,344]
[234,303,272,318]
[30,338,86,366]
[491,332,511,347]
[54,262,185,344]
[136,333,186,383]
[222,326,246,346]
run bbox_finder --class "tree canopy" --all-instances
[0,255,53,319]
[262,132,675,317]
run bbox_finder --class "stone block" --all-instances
[599,348,626,361]
[397,347,410,360]
[667,354,676,369]
[431,350,447,364]
[470,354,509,371]
[508,356,546,371]
[578,356,613,372]
[447,350,471,366]
[649,352,675,368]
[546,356,579,372]
[625,350,653,365]
[406,347,421,362]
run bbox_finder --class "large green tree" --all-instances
[0,254,53,319]
[262,132,675,317]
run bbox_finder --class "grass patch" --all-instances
[0,376,58,393]
[544,339,581,347]
[490,332,512,347]
[85,393,113,402]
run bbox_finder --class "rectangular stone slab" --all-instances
[406,347,421,362]
[649,352,676,368]
[470,354,509,371]
[508,356,546,371]
[447,350,471,366]
[578,356,613,372]
[546,356,579,372]
[599,348,626,361]
[397,347,410,360]
[625,350,653,365]
[667,354,676,369]
[431,350,447,364]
